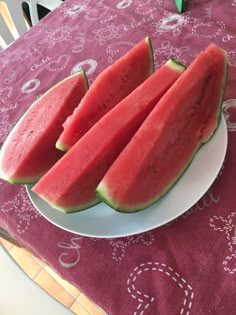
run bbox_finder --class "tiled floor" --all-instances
[0,236,105,315]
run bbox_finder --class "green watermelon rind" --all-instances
[96,147,200,213]
[56,141,69,152]
[96,48,228,213]
[175,0,188,13]
[202,49,228,143]
[0,70,88,185]
[147,39,186,75]
[34,190,100,213]
[146,36,155,75]
[96,116,224,214]
[165,58,186,72]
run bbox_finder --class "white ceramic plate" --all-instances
[27,115,228,238]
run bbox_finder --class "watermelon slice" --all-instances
[0,70,88,184]
[56,37,154,151]
[32,59,185,213]
[96,44,228,213]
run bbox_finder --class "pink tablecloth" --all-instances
[1,1,236,314]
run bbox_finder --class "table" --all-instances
[0,1,236,314]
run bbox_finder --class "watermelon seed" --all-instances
[121,74,129,84]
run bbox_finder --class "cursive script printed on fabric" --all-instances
[210,212,236,274]
[0,103,17,113]
[57,237,83,268]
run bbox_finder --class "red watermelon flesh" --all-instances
[201,44,229,142]
[96,44,228,212]
[56,37,154,151]
[32,59,185,213]
[0,71,88,184]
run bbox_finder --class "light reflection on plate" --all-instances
[26,115,228,239]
